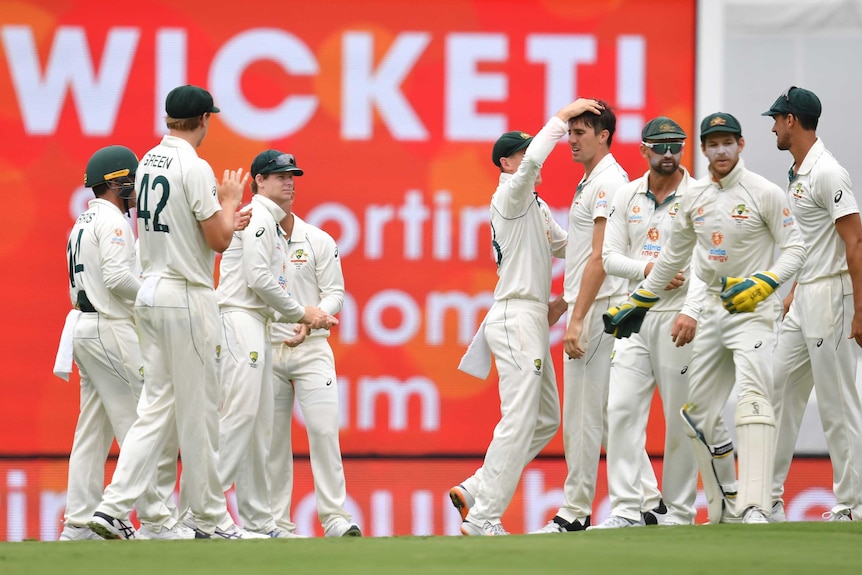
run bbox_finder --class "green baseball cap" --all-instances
[492,131,533,167]
[251,150,304,178]
[641,116,686,140]
[762,86,822,118]
[700,112,742,140]
[165,85,220,119]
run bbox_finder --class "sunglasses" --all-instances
[781,85,798,115]
[267,153,297,168]
[642,141,684,155]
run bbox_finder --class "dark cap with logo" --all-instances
[762,86,822,118]
[641,116,687,141]
[165,85,220,119]
[700,112,743,140]
[251,150,304,178]
[492,131,533,167]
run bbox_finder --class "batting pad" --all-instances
[735,395,775,514]
[680,405,737,524]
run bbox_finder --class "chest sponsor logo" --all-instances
[782,207,795,228]
[694,206,706,226]
[708,231,727,262]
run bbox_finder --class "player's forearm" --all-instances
[103,270,142,302]
[571,258,605,320]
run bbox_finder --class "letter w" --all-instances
[2,26,139,135]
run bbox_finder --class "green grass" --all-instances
[2,523,861,575]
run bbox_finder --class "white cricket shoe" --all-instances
[530,516,589,533]
[460,520,508,536]
[59,524,101,541]
[642,499,668,525]
[88,512,137,540]
[258,527,308,539]
[769,500,786,523]
[212,524,270,539]
[137,523,197,540]
[449,484,475,521]
[324,518,362,537]
[742,506,770,524]
[823,508,853,522]
[587,515,645,530]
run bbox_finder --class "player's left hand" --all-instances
[602,288,660,339]
[234,205,252,231]
[671,313,697,347]
[563,317,585,360]
[720,271,779,313]
[284,323,309,348]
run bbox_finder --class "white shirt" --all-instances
[491,116,568,303]
[136,135,221,287]
[271,215,345,342]
[217,194,305,322]
[564,153,628,304]
[787,138,858,284]
[67,198,139,319]
[603,167,702,318]
[642,158,807,295]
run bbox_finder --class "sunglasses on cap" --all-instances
[267,153,297,168]
[642,141,684,155]
[781,85,798,115]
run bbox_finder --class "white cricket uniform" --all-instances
[641,158,806,512]
[264,215,350,534]
[772,138,862,518]
[96,135,233,534]
[554,153,658,525]
[216,193,306,533]
[602,168,700,524]
[61,199,174,532]
[458,116,567,525]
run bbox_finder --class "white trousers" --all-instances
[65,315,176,528]
[219,310,275,532]
[773,273,862,516]
[266,337,351,533]
[98,280,231,533]
[606,310,697,524]
[462,299,561,524]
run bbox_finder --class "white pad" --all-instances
[680,405,737,524]
[735,395,775,513]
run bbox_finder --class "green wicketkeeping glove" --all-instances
[602,288,660,339]
[719,271,779,313]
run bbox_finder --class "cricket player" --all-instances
[533,102,662,534]
[216,150,337,538]
[603,112,806,524]
[264,190,360,538]
[593,117,699,528]
[450,98,603,536]
[89,85,259,540]
[58,146,176,540]
[763,86,862,522]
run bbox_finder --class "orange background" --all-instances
[0,0,696,458]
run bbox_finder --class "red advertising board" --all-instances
[0,0,696,458]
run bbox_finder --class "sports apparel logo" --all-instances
[255,227,265,237]
[249,351,259,368]
[792,182,805,200]
[754,341,762,348]
[731,203,750,226]
[835,190,844,203]
[533,358,542,375]
[139,366,144,378]
[326,378,333,386]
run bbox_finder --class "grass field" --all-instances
[2,523,861,575]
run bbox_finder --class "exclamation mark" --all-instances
[616,35,645,143]
[7,470,27,542]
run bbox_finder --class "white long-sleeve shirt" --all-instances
[642,158,807,296]
[491,116,568,303]
[217,194,305,322]
[271,215,344,342]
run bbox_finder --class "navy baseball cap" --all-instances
[492,131,533,167]
[762,86,822,118]
[251,150,304,178]
[165,85,220,119]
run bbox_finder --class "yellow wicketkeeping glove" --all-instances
[719,271,779,313]
[602,288,660,339]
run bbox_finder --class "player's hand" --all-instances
[557,98,604,122]
[302,306,339,330]
[234,205,252,231]
[665,270,686,291]
[671,313,697,347]
[720,271,779,314]
[602,288,660,339]
[283,323,309,348]
[563,317,585,360]
[218,168,250,206]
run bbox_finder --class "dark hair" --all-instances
[569,100,616,147]
[91,182,109,197]
[795,113,819,131]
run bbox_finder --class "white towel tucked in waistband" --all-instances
[137,276,160,307]
[458,319,491,379]
[53,309,81,381]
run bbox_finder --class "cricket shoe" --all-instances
[258,527,308,539]
[822,508,853,522]
[449,484,475,521]
[460,520,508,536]
[137,523,197,540]
[324,518,362,537]
[182,515,269,539]
[58,524,101,541]
[530,515,590,533]
[742,506,770,524]
[88,512,137,540]
[642,499,668,525]
[769,500,786,523]
[587,515,645,530]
